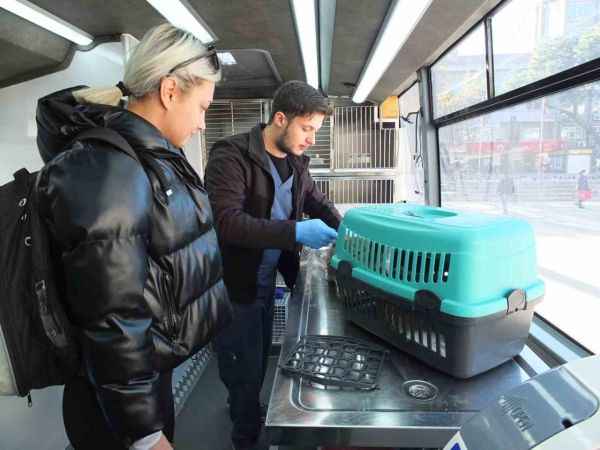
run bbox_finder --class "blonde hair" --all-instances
[73,23,221,106]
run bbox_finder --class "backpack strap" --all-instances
[74,127,140,164]
[73,128,173,200]
[13,168,32,199]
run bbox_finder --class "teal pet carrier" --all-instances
[331,204,544,378]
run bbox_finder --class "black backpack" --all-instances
[0,127,164,401]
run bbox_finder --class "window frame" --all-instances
[430,0,600,128]
[430,22,489,119]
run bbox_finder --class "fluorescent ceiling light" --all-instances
[146,0,215,44]
[353,0,432,103]
[0,0,93,46]
[218,52,237,66]
[291,0,319,89]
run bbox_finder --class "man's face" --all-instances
[275,113,326,156]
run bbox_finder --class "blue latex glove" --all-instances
[295,219,338,249]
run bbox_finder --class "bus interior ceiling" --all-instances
[0,0,501,99]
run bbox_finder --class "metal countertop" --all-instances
[266,249,548,449]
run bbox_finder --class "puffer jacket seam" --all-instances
[182,277,224,308]
[66,233,150,248]
[158,228,216,259]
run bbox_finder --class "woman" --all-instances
[577,169,591,208]
[35,24,231,450]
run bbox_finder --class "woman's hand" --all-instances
[151,433,173,450]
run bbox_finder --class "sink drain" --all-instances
[403,380,438,401]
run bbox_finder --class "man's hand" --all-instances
[295,219,337,249]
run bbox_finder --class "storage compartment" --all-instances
[331,204,545,378]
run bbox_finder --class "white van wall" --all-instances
[0,43,123,185]
[0,43,123,450]
[0,42,206,186]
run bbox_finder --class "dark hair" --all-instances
[269,80,332,123]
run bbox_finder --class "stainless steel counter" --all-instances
[266,249,549,449]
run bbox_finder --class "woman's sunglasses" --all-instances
[167,44,220,75]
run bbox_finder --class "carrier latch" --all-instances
[506,289,527,315]
[337,260,355,287]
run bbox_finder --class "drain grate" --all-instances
[403,380,438,401]
[280,335,388,390]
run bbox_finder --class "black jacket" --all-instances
[36,87,231,446]
[204,124,341,303]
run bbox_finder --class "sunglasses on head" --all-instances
[167,44,220,75]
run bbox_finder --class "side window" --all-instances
[431,24,487,119]
[439,80,600,353]
[492,0,600,95]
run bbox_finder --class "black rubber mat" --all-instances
[279,335,388,390]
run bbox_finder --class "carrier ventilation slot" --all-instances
[343,229,452,284]
[442,254,451,282]
[399,250,406,280]
[415,252,422,283]
[383,303,447,358]
[433,254,441,282]
[424,253,431,283]
[350,290,376,318]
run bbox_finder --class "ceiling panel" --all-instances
[28,0,164,39]
[0,10,70,86]
[215,49,281,99]
[188,0,304,83]
[329,0,391,98]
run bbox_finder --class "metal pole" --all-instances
[418,67,441,206]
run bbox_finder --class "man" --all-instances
[497,173,515,214]
[204,80,341,450]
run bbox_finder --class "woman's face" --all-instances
[163,80,215,148]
